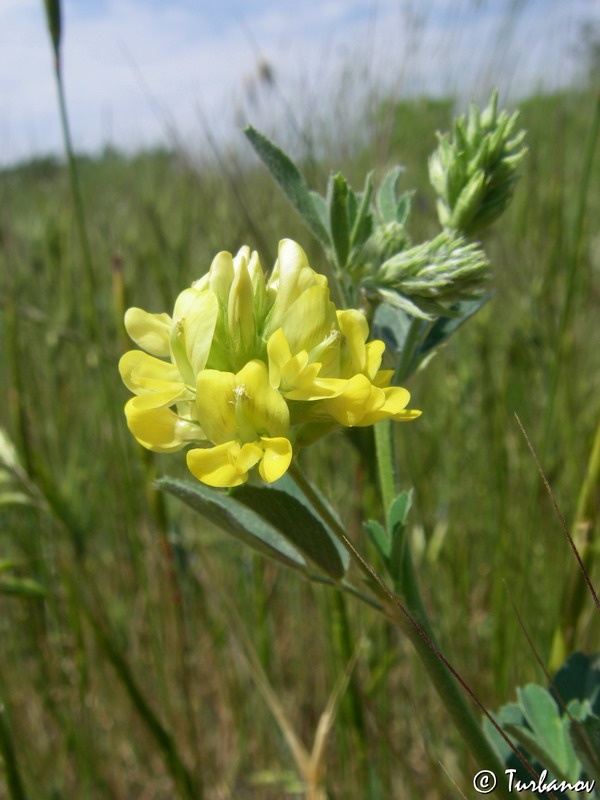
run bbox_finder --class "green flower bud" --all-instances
[428,91,527,237]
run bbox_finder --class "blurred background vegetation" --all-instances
[0,5,599,798]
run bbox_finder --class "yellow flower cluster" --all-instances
[119,240,420,487]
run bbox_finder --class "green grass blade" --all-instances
[83,605,199,799]
[0,705,27,800]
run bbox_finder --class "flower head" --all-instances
[119,239,420,487]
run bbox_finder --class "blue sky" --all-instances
[1,0,598,165]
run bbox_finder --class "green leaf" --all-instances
[371,302,413,355]
[346,186,357,230]
[387,491,412,534]
[517,684,580,781]
[419,295,491,356]
[483,704,525,764]
[377,166,403,223]
[158,478,308,573]
[503,722,569,783]
[395,190,414,226]
[570,715,600,783]
[269,473,350,573]
[0,577,46,598]
[377,288,434,320]
[309,190,329,232]
[232,484,348,579]
[551,651,600,713]
[327,173,350,269]
[364,519,390,562]
[387,491,412,585]
[349,172,374,250]
[244,126,330,246]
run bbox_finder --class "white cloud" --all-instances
[0,0,598,165]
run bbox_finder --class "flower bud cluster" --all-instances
[429,91,527,236]
[119,240,419,487]
[370,233,490,318]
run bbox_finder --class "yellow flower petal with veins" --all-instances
[124,308,171,358]
[267,328,346,401]
[316,374,376,426]
[235,360,289,439]
[125,399,202,452]
[119,350,187,396]
[258,437,293,482]
[195,370,238,444]
[187,442,247,487]
[280,285,336,354]
[358,386,421,426]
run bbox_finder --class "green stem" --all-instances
[374,421,397,515]
[328,590,374,792]
[372,422,514,794]
[393,317,424,385]
[52,52,98,338]
[289,460,514,799]
[550,415,600,670]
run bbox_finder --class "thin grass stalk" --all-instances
[0,704,27,800]
[14,444,200,798]
[543,93,600,450]
[251,553,273,673]
[81,597,199,800]
[327,589,376,795]
[3,272,34,478]
[550,416,600,669]
[44,0,98,339]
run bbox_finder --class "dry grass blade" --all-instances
[308,631,368,791]
[514,413,600,616]
[437,759,469,799]
[194,544,312,784]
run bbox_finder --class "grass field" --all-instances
[0,37,599,798]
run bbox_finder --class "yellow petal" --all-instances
[170,288,219,382]
[364,340,385,380]
[267,240,327,331]
[125,399,199,452]
[373,370,394,388]
[381,386,411,413]
[337,309,369,376]
[124,308,171,357]
[183,291,219,375]
[119,350,185,395]
[125,388,189,411]
[236,441,263,473]
[195,370,237,444]
[187,442,247,487]
[267,328,293,388]
[316,374,376,426]
[258,437,293,482]
[208,251,234,305]
[284,376,347,401]
[358,386,414,426]
[247,250,267,317]
[227,252,255,353]
[281,285,336,353]
[235,360,289,438]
